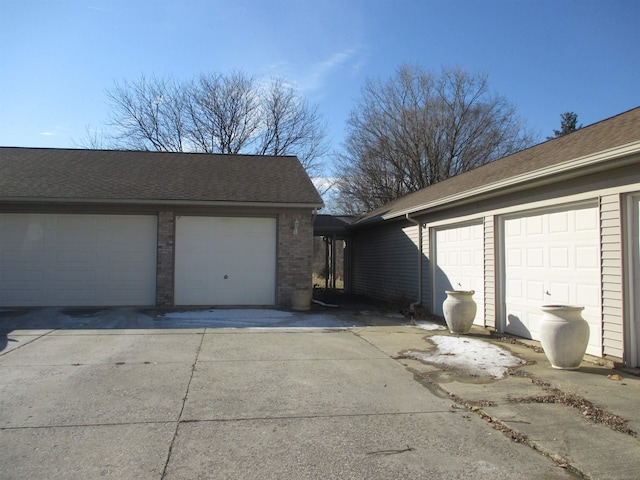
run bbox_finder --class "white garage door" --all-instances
[0,214,157,306]
[433,222,484,325]
[632,196,640,366]
[503,203,601,356]
[175,216,276,306]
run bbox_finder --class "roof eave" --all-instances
[0,197,325,210]
[380,140,640,222]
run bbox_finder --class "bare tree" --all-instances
[106,75,189,152]
[187,72,260,154]
[335,65,535,214]
[92,72,328,177]
[256,77,328,176]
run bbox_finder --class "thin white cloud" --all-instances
[87,5,109,12]
[303,47,361,91]
[39,132,56,136]
[268,46,363,93]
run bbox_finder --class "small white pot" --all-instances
[443,290,477,334]
[539,305,589,370]
[291,288,312,311]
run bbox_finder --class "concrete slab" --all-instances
[353,326,435,357]
[0,363,192,427]
[185,356,456,421]
[484,402,640,480]
[518,361,640,434]
[0,334,43,355]
[0,332,202,366]
[0,423,174,480]
[165,414,574,480]
[198,330,388,362]
[2,307,638,479]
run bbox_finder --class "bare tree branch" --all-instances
[335,65,536,214]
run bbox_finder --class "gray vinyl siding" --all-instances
[351,221,421,304]
[483,216,496,329]
[600,194,624,359]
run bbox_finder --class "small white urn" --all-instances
[291,288,312,311]
[539,305,589,370]
[443,290,477,334]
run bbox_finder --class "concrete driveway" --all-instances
[1,307,577,479]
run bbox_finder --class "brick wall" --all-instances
[156,210,175,306]
[154,209,314,307]
[277,210,314,306]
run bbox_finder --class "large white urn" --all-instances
[442,290,477,334]
[539,305,589,370]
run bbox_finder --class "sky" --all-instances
[1,0,639,177]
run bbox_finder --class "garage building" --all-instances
[0,148,323,308]
[346,107,640,367]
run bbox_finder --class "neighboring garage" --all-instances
[631,195,640,366]
[348,107,640,366]
[0,213,157,306]
[432,221,484,326]
[502,202,601,356]
[0,147,323,308]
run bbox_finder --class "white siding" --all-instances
[484,217,496,329]
[600,194,624,359]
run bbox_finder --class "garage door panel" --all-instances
[0,214,157,307]
[433,222,484,325]
[175,216,276,306]
[503,204,601,356]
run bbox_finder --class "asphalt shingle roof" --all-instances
[355,106,640,225]
[0,148,324,207]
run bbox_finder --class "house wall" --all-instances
[277,210,315,306]
[600,194,624,359]
[351,161,640,363]
[0,203,316,309]
[483,216,497,329]
[156,211,175,306]
[351,220,420,305]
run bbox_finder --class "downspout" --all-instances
[406,213,423,324]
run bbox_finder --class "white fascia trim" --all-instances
[0,198,325,209]
[391,141,640,220]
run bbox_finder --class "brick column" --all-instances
[277,211,314,307]
[156,211,175,306]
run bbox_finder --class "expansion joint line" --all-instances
[160,332,205,479]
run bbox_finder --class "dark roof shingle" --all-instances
[0,148,324,207]
[356,106,640,224]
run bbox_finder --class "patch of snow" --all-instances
[410,336,525,378]
[160,309,294,320]
[156,309,366,329]
[414,321,447,331]
[384,313,406,319]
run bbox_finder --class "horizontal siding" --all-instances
[600,194,624,359]
[351,221,422,304]
[484,216,496,328]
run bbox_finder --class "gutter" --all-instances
[405,213,423,324]
[356,141,640,226]
[0,197,325,209]
[368,141,640,224]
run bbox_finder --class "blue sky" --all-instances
[1,0,639,176]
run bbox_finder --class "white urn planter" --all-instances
[443,290,477,334]
[539,305,589,370]
[291,288,312,311]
